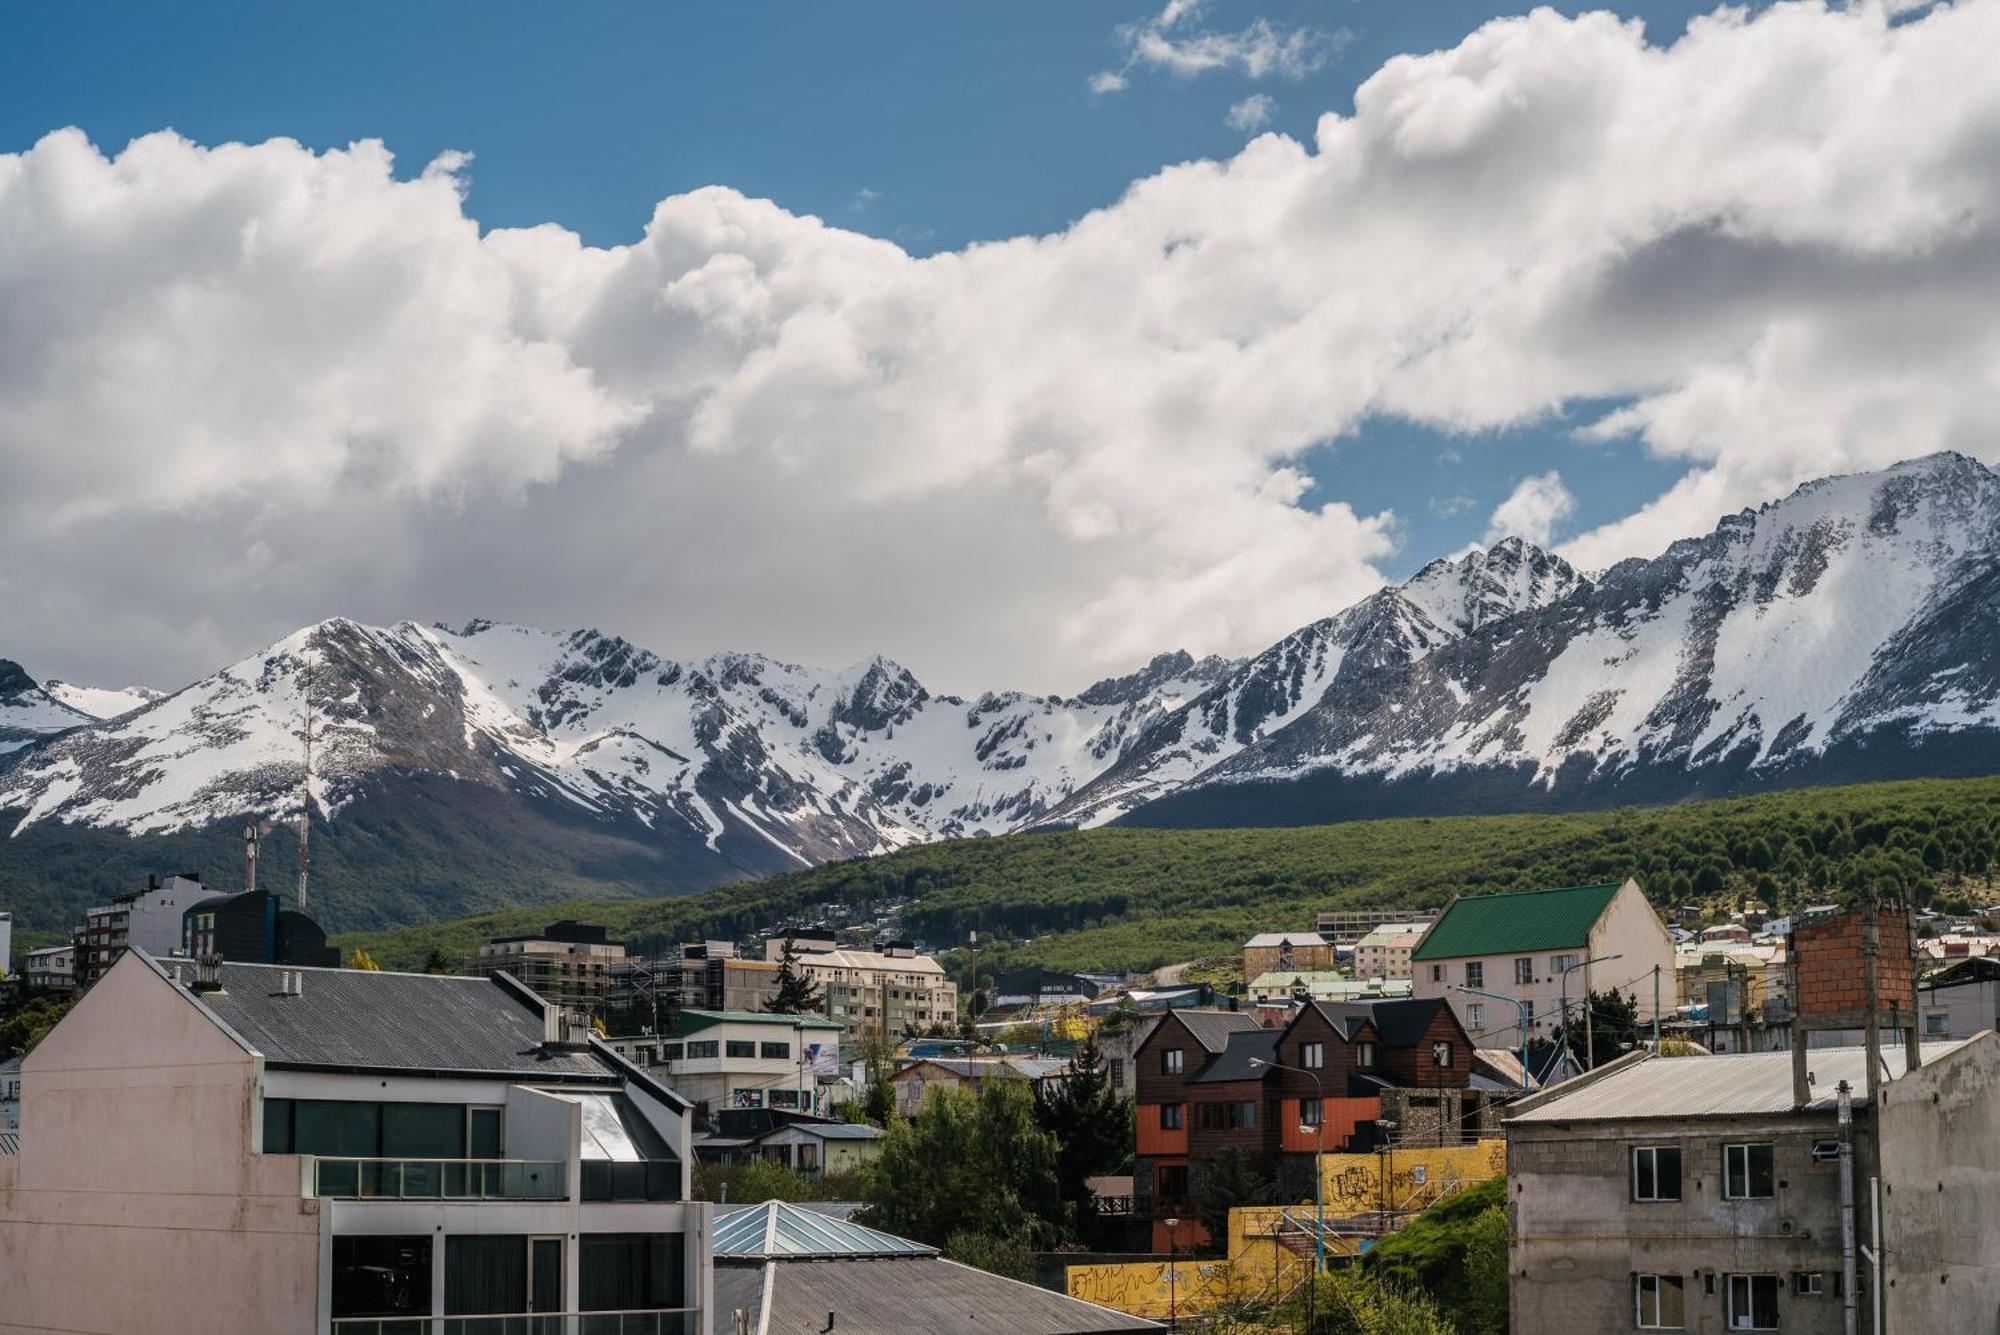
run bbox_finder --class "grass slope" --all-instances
[341,776,2000,973]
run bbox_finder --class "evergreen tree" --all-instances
[1034,1029,1135,1225]
[859,1080,1066,1251]
[421,947,455,975]
[765,931,823,1014]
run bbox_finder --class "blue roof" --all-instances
[712,1200,937,1259]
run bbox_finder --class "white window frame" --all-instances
[1725,1273,1780,1330]
[1467,1004,1484,1031]
[1634,1273,1685,1328]
[1301,1041,1324,1070]
[1514,957,1534,985]
[1464,961,1484,989]
[1164,1048,1184,1075]
[1356,1041,1376,1068]
[1724,1143,1776,1200]
[1631,1145,1683,1203]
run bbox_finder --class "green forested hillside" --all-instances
[341,776,2000,973]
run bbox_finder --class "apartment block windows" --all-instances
[1429,964,1444,983]
[1631,1146,1684,1202]
[1514,957,1534,985]
[1725,1274,1780,1330]
[684,1041,719,1059]
[759,1042,791,1060]
[1301,1041,1324,1069]
[1634,1274,1685,1328]
[1552,953,1579,976]
[1159,1103,1184,1130]
[1464,962,1484,989]
[1724,1144,1776,1200]
[1163,1048,1184,1075]
[726,1041,757,1059]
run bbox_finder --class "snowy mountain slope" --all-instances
[0,660,94,759]
[1129,452,2000,822]
[41,681,165,720]
[1039,538,1582,827]
[2,453,1995,904]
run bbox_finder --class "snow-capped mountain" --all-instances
[41,681,165,721]
[3,452,1996,914]
[1121,451,2000,826]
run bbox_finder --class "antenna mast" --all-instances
[297,649,315,913]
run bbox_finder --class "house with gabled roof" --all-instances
[1411,878,1673,1061]
[0,949,711,1334]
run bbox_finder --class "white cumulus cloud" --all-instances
[6,1,2000,694]
[1091,0,1347,94]
[1226,94,1277,131]
[1486,472,1577,547]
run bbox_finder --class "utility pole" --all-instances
[1652,965,1662,1050]
[1862,897,1882,1108]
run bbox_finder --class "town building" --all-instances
[22,943,74,993]
[712,1200,1156,1334]
[665,941,783,1016]
[1131,999,1482,1249]
[1411,879,1675,1056]
[1506,1035,2000,1333]
[1917,955,2000,1040]
[889,1055,1069,1117]
[786,940,958,1045]
[748,1121,885,1179]
[1351,924,1429,981]
[0,950,712,1334]
[465,919,628,1012]
[991,966,1101,1008]
[1241,931,1336,979]
[612,1009,845,1121]
[0,1055,18,1132]
[1314,906,1440,947]
[1245,971,1412,1006]
[0,908,11,978]
[180,888,340,968]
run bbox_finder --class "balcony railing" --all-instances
[330,1311,700,1335]
[309,1157,567,1201]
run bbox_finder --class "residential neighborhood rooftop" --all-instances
[1410,882,1625,960]
[1169,1009,1263,1053]
[1510,1039,1979,1122]
[677,1008,844,1030]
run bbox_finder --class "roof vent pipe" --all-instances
[542,1004,563,1046]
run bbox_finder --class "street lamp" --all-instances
[1164,1217,1181,1330]
[1561,954,1623,1071]
[1452,985,1534,1095]
[1249,1056,1327,1281]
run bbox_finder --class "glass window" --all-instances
[1925,1012,1948,1037]
[580,1234,685,1312]
[1726,1274,1780,1330]
[1552,953,1579,976]
[1299,1097,1322,1128]
[1240,1101,1256,1129]
[446,1236,528,1316]
[469,1108,504,1160]
[294,1100,382,1158]
[1514,958,1534,984]
[1464,962,1484,988]
[263,1097,294,1153]
[1158,1164,1190,1197]
[1632,1146,1684,1202]
[383,1102,465,1159]
[1635,1274,1685,1328]
[1429,964,1444,982]
[760,1042,791,1060]
[1301,1042,1323,1069]
[726,1040,757,1059]
[1160,1103,1183,1130]
[1468,1004,1484,1031]
[661,1043,684,1061]
[1357,1042,1376,1068]
[685,1041,719,1059]
[332,1235,431,1319]
[1164,1048,1184,1075]
[1724,1144,1776,1200]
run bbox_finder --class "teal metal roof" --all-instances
[712,1200,937,1259]
[1410,883,1624,961]
[676,1008,844,1034]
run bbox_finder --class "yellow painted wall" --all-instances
[1067,1141,1508,1319]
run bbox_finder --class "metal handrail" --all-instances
[308,1156,568,1201]
[330,1309,701,1335]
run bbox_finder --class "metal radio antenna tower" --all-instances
[297,648,316,913]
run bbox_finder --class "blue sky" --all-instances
[3,0,1747,577]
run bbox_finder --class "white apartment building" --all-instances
[1350,923,1429,981]
[786,941,958,1044]
[611,1009,844,1119]
[1410,879,1674,1059]
[0,951,712,1334]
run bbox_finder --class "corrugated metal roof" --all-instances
[1411,882,1624,961]
[721,1254,1162,1333]
[171,958,614,1080]
[713,1201,937,1259]
[1509,1040,1978,1122]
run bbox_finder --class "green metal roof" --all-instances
[675,1008,844,1035]
[1409,882,1624,961]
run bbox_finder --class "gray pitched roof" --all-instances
[1190,1028,1281,1084]
[162,956,615,1080]
[1509,1040,1978,1122]
[718,1256,1160,1333]
[1170,1009,1262,1053]
[1308,997,1449,1048]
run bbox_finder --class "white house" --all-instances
[0,951,713,1334]
[1411,879,1674,1063]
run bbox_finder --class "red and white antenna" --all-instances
[296,647,315,913]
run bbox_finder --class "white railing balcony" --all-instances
[309,1157,568,1201]
[330,1310,700,1335]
